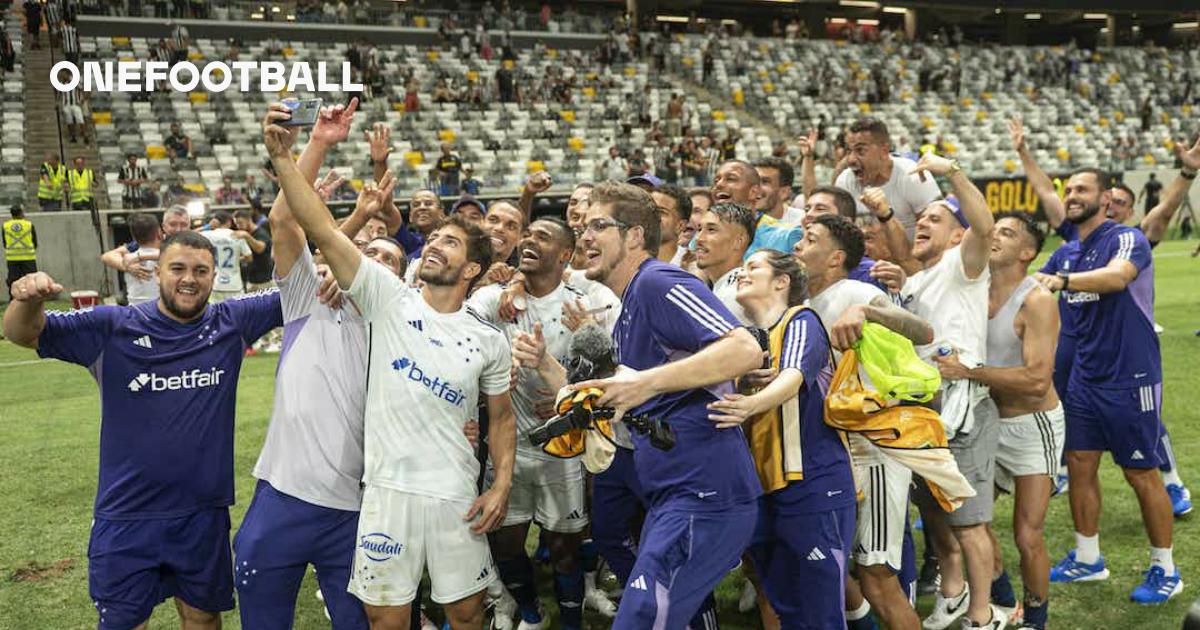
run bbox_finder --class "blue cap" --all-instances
[626,173,664,189]
[934,196,968,228]
[451,197,487,215]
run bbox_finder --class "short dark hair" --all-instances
[809,185,858,220]
[129,213,161,245]
[707,203,758,245]
[1067,167,1110,188]
[653,184,692,222]
[813,214,865,272]
[10,204,24,218]
[440,214,492,292]
[688,188,712,204]
[368,236,408,276]
[753,157,794,189]
[212,210,233,226]
[488,199,527,227]
[718,160,761,184]
[1112,183,1135,201]
[758,249,808,306]
[848,118,891,146]
[993,211,1045,255]
[161,229,217,262]
[233,209,254,223]
[588,181,661,256]
[532,216,576,252]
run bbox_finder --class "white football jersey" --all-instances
[349,260,511,502]
[469,281,596,461]
[202,228,251,292]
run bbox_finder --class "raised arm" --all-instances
[519,171,553,224]
[1009,117,1065,228]
[1140,136,1200,244]
[365,122,393,184]
[796,128,818,197]
[2,272,62,348]
[265,104,361,288]
[911,153,994,279]
[860,186,920,273]
[828,293,934,351]
[269,98,359,278]
[937,288,1058,397]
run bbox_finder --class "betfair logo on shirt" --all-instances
[126,368,226,392]
[391,357,465,407]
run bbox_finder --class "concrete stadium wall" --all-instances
[1,211,113,303]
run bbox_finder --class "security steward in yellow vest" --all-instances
[68,157,97,211]
[4,205,38,298]
[38,155,67,212]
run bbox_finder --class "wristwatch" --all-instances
[1182,168,1197,180]
[1056,271,1070,291]
[947,159,962,176]
[879,208,895,223]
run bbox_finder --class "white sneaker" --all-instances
[923,583,970,630]
[584,586,618,617]
[737,580,757,613]
[489,589,517,630]
[959,604,1008,629]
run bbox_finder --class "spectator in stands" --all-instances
[700,137,721,186]
[242,173,266,207]
[60,83,89,144]
[404,77,420,112]
[434,144,463,197]
[215,176,244,205]
[599,146,629,182]
[721,131,739,161]
[0,29,14,72]
[61,17,80,64]
[23,0,42,50]
[165,121,192,162]
[68,157,97,211]
[118,154,149,209]
[169,20,189,63]
[38,153,67,212]
[461,166,482,196]
[433,78,455,103]
[496,60,517,102]
[665,93,684,138]
[44,0,62,47]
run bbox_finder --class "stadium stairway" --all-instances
[22,36,107,211]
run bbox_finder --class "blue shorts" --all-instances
[612,503,757,630]
[591,447,646,585]
[233,480,367,630]
[1064,380,1165,469]
[89,508,234,630]
[749,501,855,630]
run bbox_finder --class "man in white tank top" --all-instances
[895,154,1003,630]
[935,213,1061,630]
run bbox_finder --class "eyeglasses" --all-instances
[581,217,629,236]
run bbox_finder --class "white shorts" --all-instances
[995,404,1065,494]
[348,486,496,606]
[852,438,912,572]
[487,454,588,533]
[62,104,84,124]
